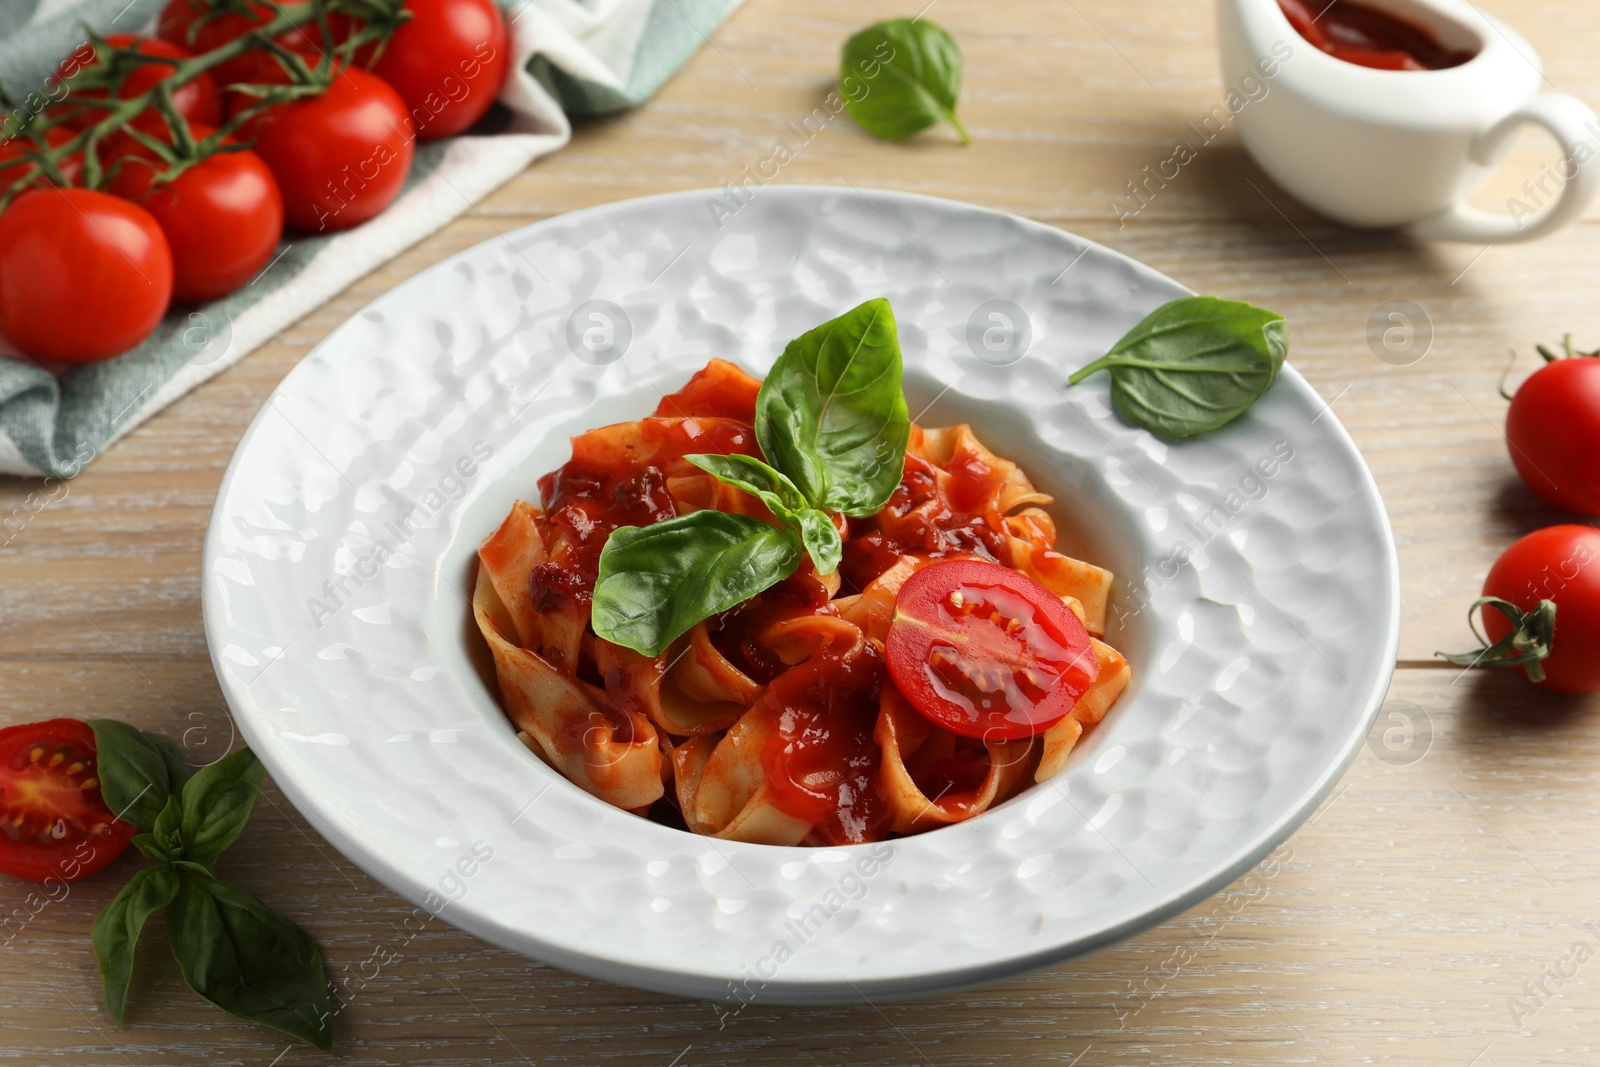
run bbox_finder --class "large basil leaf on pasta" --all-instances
[756,298,911,518]
[1067,296,1288,439]
[685,453,843,576]
[592,510,802,656]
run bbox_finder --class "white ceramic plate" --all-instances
[203,186,1399,1003]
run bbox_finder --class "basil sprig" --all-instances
[841,19,970,144]
[684,453,843,576]
[1066,296,1289,439]
[592,299,909,656]
[88,722,332,1050]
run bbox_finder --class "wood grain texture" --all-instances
[4,0,1600,1063]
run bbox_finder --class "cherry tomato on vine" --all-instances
[158,0,350,89]
[106,127,284,304]
[886,558,1100,740]
[0,189,173,364]
[57,34,221,134]
[0,719,136,883]
[1506,343,1600,516]
[367,0,511,140]
[0,127,84,191]
[238,67,414,232]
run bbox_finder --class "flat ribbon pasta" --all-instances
[875,688,1039,833]
[471,566,663,810]
[475,358,1135,846]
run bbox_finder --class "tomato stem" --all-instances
[0,0,409,205]
[1436,596,1556,685]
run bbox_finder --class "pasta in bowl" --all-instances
[471,299,1132,847]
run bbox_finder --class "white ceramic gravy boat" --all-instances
[1218,0,1600,243]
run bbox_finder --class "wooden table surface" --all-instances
[6,0,1600,1063]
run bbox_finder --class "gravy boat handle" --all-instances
[1412,92,1600,244]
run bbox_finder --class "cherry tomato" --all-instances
[368,0,510,140]
[0,127,84,192]
[158,0,350,89]
[0,188,173,364]
[1506,349,1600,516]
[1477,526,1600,695]
[107,127,284,304]
[57,34,221,134]
[239,67,414,232]
[886,558,1100,740]
[0,719,135,883]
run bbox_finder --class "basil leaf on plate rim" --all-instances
[840,18,970,144]
[593,299,909,655]
[1067,295,1289,439]
[85,727,331,1049]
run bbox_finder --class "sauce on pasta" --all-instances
[472,358,1133,845]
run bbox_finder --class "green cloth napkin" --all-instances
[0,0,740,477]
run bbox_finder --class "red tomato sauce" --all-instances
[758,637,893,845]
[841,452,1012,592]
[533,416,760,606]
[1279,0,1476,71]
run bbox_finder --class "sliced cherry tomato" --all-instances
[0,188,173,364]
[107,126,284,304]
[1473,526,1600,695]
[0,719,135,882]
[158,0,350,89]
[1506,346,1600,516]
[57,34,221,134]
[367,0,510,140]
[886,558,1099,740]
[237,66,414,232]
[0,127,84,192]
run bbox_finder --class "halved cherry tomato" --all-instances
[886,558,1099,740]
[0,719,135,882]
[158,0,350,89]
[56,34,221,134]
[367,0,510,140]
[107,126,284,303]
[0,188,173,364]
[238,66,414,232]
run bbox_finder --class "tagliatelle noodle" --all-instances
[471,358,1134,844]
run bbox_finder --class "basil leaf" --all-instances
[684,453,843,575]
[795,509,843,577]
[1067,296,1289,439]
[89,720,190,831]
[592,510,802,656]
[179,748,264,868]
[841,19,969,143]
[132,795,186,864]
[166,873,333,1050]
[756,298,911,518]
[92,866,180,1025]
